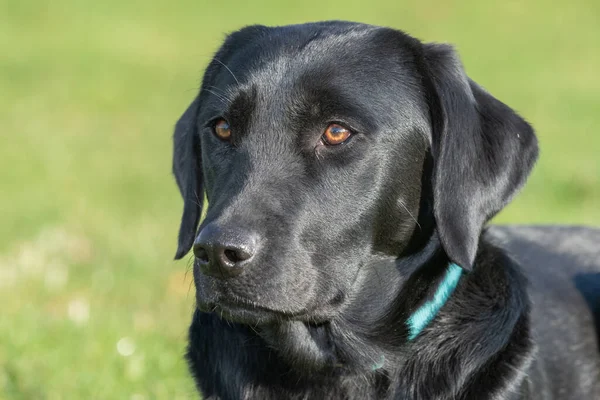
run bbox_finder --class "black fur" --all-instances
[172,22,600,399]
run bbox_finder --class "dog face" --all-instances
[172,22,537,325]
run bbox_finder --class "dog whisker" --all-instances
[397,198,421,230]
[213,58,240,85]
[201,89,229,106]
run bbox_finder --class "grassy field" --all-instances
[1,0,598,398]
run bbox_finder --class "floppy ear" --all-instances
[422,43,538,271]
[173,96,203,259]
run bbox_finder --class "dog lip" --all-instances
[209,301,302,325]
[197,297,339,324]
[217,299,309,318]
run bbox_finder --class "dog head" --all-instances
[172,22,538,325]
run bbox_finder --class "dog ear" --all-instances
[422,43,538,271]
[173,95,203,260]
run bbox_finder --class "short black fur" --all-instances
[171,21,600,399]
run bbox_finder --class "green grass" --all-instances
[1,0,599,398]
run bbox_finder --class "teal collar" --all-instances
[371,263,463,371]
[406,262,463,340]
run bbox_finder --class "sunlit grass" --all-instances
[1,0,598,398]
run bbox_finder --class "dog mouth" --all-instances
[197,293,344,325]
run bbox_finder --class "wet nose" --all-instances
[193,224,260,279]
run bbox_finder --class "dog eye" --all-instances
[213,119,231,141]
[322,124,351,145]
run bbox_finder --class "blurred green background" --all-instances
[1,0,598,398]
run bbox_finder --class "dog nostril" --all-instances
[195,247,210,263]
[223,249,241,263]
[222,247,252,264]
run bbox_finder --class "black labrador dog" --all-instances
[171,21,600,399]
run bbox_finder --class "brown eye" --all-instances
[322,124,351,145]
[213,119,231,141]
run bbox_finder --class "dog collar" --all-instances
[371,263,463,371]
[406,262,463,340]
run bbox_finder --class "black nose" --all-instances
[193,224,259,278]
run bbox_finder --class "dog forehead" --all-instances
[241,29,415,89]
[233,33,419,109]
[210,24,400,90]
